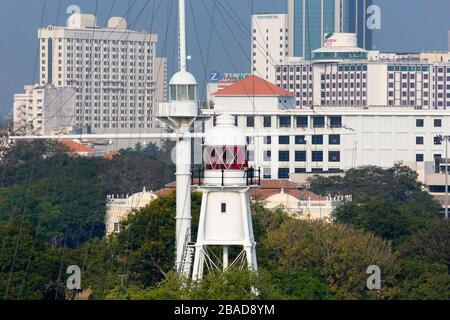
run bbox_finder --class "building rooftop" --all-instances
[59,140,96,154]
[250,179,325,201]
[213,75,294,97]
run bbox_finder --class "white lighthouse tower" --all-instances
[191,113,259,280]
[157,0,199,275]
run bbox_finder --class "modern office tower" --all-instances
[13,84,75,135]
[342,0,373,50]
[288,0,373,59]
[288,0,342,60]
[251,14,289,83]
[38,13,165,134]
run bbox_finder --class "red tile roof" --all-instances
[155,180,324,201]
[104,151,120,160]
[59,140,96,154]
[154,181,177,197]
[250,180,325,201]
[213,75,294,97]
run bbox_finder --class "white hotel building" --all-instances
[37,13,165,134]
[251,14,289,83]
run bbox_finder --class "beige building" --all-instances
[38,13,165,133]
[419,52,450,64]
[249,180,347,221]
[264,189,338,221]
[13,84,75,135]
[105,188,158,236]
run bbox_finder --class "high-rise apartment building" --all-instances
[13,84,75,135]
[251,14,288,83]
[38,13,165,134]
[288,0,373,60]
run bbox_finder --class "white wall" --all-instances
[204,107,450,179]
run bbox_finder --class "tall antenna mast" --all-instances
[179,0,187,71]
[156,0,200,276]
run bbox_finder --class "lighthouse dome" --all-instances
[204,114,246,147]
[169,70,197,85]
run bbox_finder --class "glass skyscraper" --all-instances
[288,0,373,60]
[343,0,373,50]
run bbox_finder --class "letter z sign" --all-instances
[209,71,221,83]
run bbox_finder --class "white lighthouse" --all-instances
[191,113,259,280]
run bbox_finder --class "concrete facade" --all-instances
[251,14,289,83]
[38,14,166,134]
[105,188,158,236]
[13,84,75,135]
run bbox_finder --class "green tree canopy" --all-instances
[0,140,175,247]
[260,219,398,300]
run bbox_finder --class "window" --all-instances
[263,150,272,161]
[295,168,306,173]
[114,223,120,232]
[416,154,424,162]
[312,135,323,145]
[247,150,255,161]
[263,168,271,179]
[264,136,272,145]
[279,136,290,145]
[279,151,290,162]
[295,151,306,162]
[312,151,323,162]
[434,137,442,145]
[264,116,272,128]
[295,135,306,145]
[416,136,424,145]
[330,116,342,128]
[246,116,255,127]
[329,151,340,162]
[278,168,289,179]
[416,119,424,127]
[329,135,340,145]
[434,119,442,127]
[221,203,227,213]
[279,116,291,128]
[296,116,308,128]
[313,116,325,128]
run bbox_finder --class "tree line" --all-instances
[0,142,448,300]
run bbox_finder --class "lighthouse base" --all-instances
[191,188,258,281]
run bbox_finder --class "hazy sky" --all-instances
[1,0,450,118]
